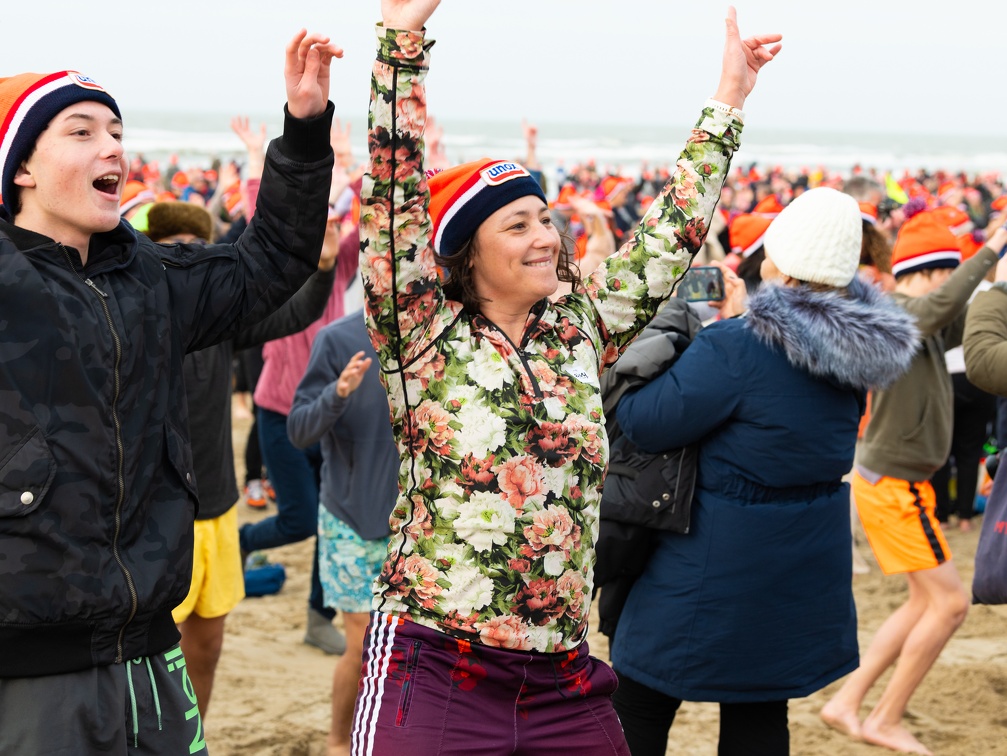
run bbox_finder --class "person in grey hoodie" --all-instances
[287,309,398,756]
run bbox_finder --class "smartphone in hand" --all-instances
[677,266,725,302]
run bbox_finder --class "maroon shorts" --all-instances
[351,612,630,756]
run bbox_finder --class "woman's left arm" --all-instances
[587,8,780,366]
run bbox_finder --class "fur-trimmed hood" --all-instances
[745,276,919,390]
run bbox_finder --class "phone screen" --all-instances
[677,266,725,302]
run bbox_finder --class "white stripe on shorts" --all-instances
[351,612,397,756]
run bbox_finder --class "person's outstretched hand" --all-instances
[381,0,441,31]
[336,351,374,399]
[318,215,341,272]
[231,116,267,156]
[285,30,343,120]
[713,6,782,111]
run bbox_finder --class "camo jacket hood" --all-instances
[0,109,333,677]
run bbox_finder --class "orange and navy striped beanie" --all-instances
[891,209,962,279]
[0,71,120,213]
[427,158,546,256]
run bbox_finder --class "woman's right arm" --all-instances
[360,2,449,372]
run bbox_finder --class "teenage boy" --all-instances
[0,31,339,753]
[821,210,1007,756]
[287,309,399,756]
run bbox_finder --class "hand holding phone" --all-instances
[678,266,725,302]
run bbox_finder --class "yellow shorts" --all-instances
[172,505,245,623]
[853,472,952,575]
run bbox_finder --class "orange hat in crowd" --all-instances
[891,209,962,278]
[597,175,633,205]
[222,182,244,219]
[119,180,155,216]
[931,205,972,235]
[728,194,784,258]
[937,181,958,199]
[751,195,785,216]
[550,184,578,211]
[729,213,773,258]
[930,205,982,258]
[859,202,878,225]
[992,196,1007,213]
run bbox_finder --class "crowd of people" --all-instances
[4,2,1007,755]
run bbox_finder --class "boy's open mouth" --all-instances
[93,174,120,197]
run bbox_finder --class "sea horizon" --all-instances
[123,110,1007,187]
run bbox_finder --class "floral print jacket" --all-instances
[360,26,742,653]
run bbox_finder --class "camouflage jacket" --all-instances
[0,104,333,677]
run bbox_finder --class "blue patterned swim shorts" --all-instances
[318,507,390,613]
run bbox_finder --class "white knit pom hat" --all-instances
[762,187,862,287]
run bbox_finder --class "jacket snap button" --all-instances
[21,491,34,505]
[651,500,661,508]
[662,493,671,501]
[186,473,192,483]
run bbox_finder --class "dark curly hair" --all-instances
[434,229,582,313]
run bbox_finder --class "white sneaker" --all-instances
[245,479,266,509]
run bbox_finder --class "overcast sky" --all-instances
[2,1,997,136]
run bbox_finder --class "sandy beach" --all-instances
[206,404,1007,755]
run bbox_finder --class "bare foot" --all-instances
[820,699,862,740]
[860,717,933,755]
[958,519,973,533]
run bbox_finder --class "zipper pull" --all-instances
[84,278,109,298]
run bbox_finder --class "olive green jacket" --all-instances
[857,247,998,481]
[964,282,1007,396]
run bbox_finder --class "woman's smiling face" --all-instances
[470,194,562,311]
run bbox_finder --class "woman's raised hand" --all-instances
[713,6,782,111]
[381,0,441,31]
[284,30,343,120]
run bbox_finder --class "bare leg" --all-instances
[327,612,371,756]
[859,561,968,755]
[178,612,228,718]
[820,576,927,740]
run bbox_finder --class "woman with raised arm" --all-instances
[353,2,780,754]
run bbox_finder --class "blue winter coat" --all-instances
[610,277,919,703]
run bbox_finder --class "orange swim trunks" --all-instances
[853,471,952,575]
